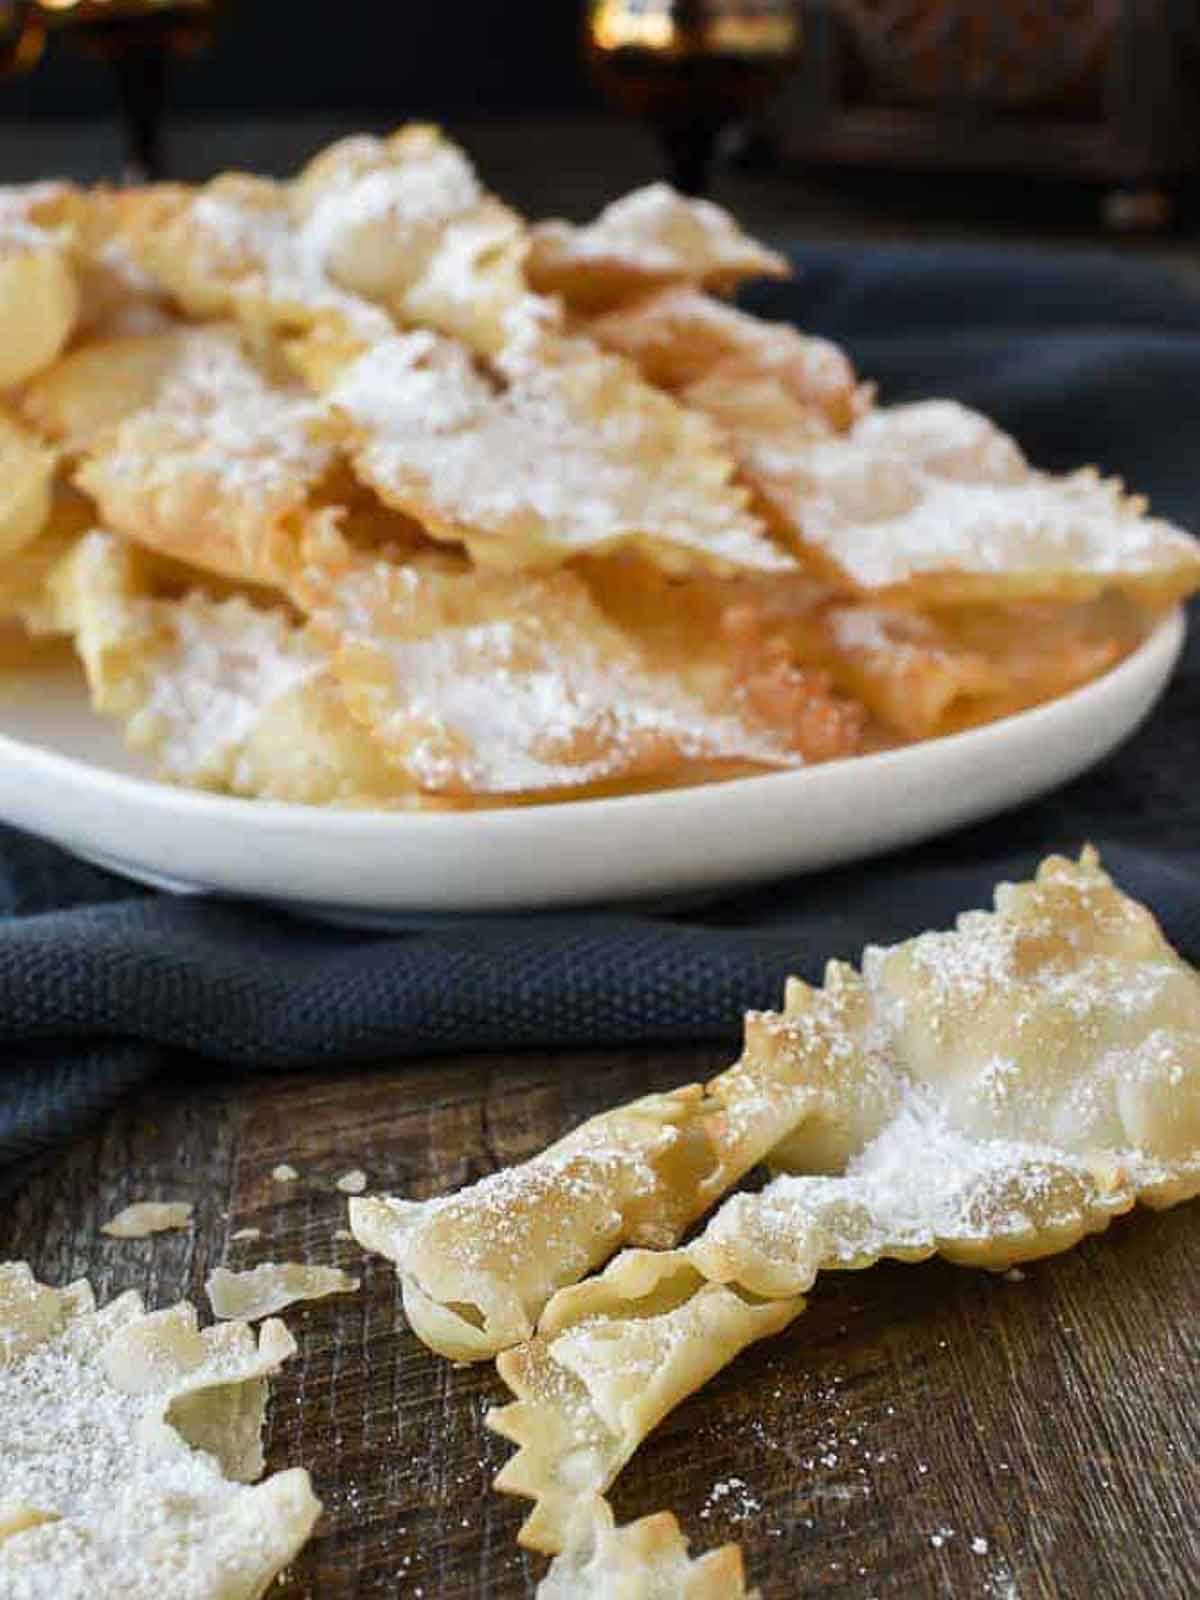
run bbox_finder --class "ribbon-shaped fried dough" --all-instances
[536,1496,753,1599]
[305,325,791,575]
[294,528,824,802]
[587,284,868,431]
[484,850,1200,1555]
[349,1069,817,1363]
[700,393,1200,608]
[126,126,534,358]
[527,183,788,311]
[0,1262,320,1597]
[489,1260,799,1552]
[73,327,337,587]
[50,530,405,804]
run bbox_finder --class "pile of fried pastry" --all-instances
[1,126,1197,809]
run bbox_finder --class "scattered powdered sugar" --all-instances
[698,1475,762,1522]
[100,1202,192,1239]
[135,595,321,784]
[0,1267,316,1597]
[115,327,334,502]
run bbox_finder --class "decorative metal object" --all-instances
[585,0,803,194]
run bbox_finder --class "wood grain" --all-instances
[4,1048,1199,1599]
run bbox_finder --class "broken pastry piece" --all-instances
[295,528,819,805]
[300,324,791,575]
[72,325,337,588]
[0,1261,320,1597]
[206,1263,359,1322]
[536,1495,754,1599]
[101,1201,193,1238]
[489,1260,799,1552]
[527,183,788,311]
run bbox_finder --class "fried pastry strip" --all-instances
[305,326,791,575]
[485,851,1200,1552]
[536,1496,754,1599]
[50,530,405,804]
[0,1262,319,1596]
[703,393,1200,608]
[124,125,537,357]
[295,527,832,804]
[72,326,337,587]
[527,183,788,311]
[349,1063,816,1363]
[488,1261,799,1552]
[587,284,867,432]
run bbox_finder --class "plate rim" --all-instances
[0,606,1184,835]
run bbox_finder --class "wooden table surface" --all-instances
[4,1043,1198,1599]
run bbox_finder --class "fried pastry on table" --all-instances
[128,125,535,357]
[488,850,1200,1550]
[707,393,1200,607]
[51,529,405,804]
[306,325,791,575]
[0,183,82,386]
[587,284,868,431]
[489,1260,799,1552]
[348,1027,828,1362]
[72,326,338,587]
[0,1261,319,1598]
[295,527,825,805]
[527,183,788,311]
[536,1497,753,1600]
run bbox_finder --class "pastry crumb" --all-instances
[101,1201,193,1238]
[207,1261,360,1321]
[336,1169,368,1195]
[271,1163,300,1182]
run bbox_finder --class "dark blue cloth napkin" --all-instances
[5,241,1200,1176]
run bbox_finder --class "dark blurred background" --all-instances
[1,1,1199,246]
[1,1,592,118]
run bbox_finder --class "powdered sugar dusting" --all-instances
[720,397,1200,591]
[133,595,321,784]
[333,329,791,573]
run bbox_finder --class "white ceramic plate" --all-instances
[0,610,1184,925]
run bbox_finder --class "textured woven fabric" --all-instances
[4,241,1200,1173]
